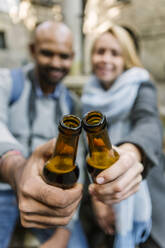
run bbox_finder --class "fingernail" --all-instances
[96,177,104,184]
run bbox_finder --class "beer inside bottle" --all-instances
[43,115,81,189]
[82,111,119,182]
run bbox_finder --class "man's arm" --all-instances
[0,69,83,228]
[0,69,24,156]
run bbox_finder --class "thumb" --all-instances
[35,138,56,159]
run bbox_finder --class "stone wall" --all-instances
[0,4,57,68]
[0,13,31,68]
[114,0,165,82]
[0,0,83,72]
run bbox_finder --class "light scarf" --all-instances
[81,67,152,248]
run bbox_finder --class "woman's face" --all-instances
[92,32,125,89]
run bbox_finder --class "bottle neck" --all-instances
[82,111,112,154]
[53,132,79,165]
[86,125,112,156]
[51,114,81,164]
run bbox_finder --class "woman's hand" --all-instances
[89,143,143,205]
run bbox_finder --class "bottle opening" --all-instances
[83,111,105,127]
[61,115,81,131]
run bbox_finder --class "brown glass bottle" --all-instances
[43,115,81,189]
[82,111,119,182]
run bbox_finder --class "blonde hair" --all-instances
[91,25,143,70]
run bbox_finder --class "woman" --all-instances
[81,25,163,248]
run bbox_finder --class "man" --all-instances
[0,21,87,248]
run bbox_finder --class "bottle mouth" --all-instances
[60,114,82,134]
[82,111,106,130]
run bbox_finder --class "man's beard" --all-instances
[37,65,67,86]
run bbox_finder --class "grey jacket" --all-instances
[117,82,164,247]
[147,154,165,248]
[117,82,163,177]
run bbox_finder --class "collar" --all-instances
[35,82,62,100]
[28,67,62,100]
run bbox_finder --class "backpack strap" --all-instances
[10,68,25,105]
[66,90,74,114]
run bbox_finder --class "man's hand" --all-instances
[89,143,143,205]
[0,139,83,228]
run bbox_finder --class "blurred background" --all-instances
[1,0,165,79]
[0,0,165,112]
[1,0,165,246]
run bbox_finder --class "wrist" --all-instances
[118,143,142,162]
[0,150,26,190]
[1,150,22,161]
[55,228,71,244]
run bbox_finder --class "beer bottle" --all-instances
[43,114,81,189]
[82,110,119,182]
